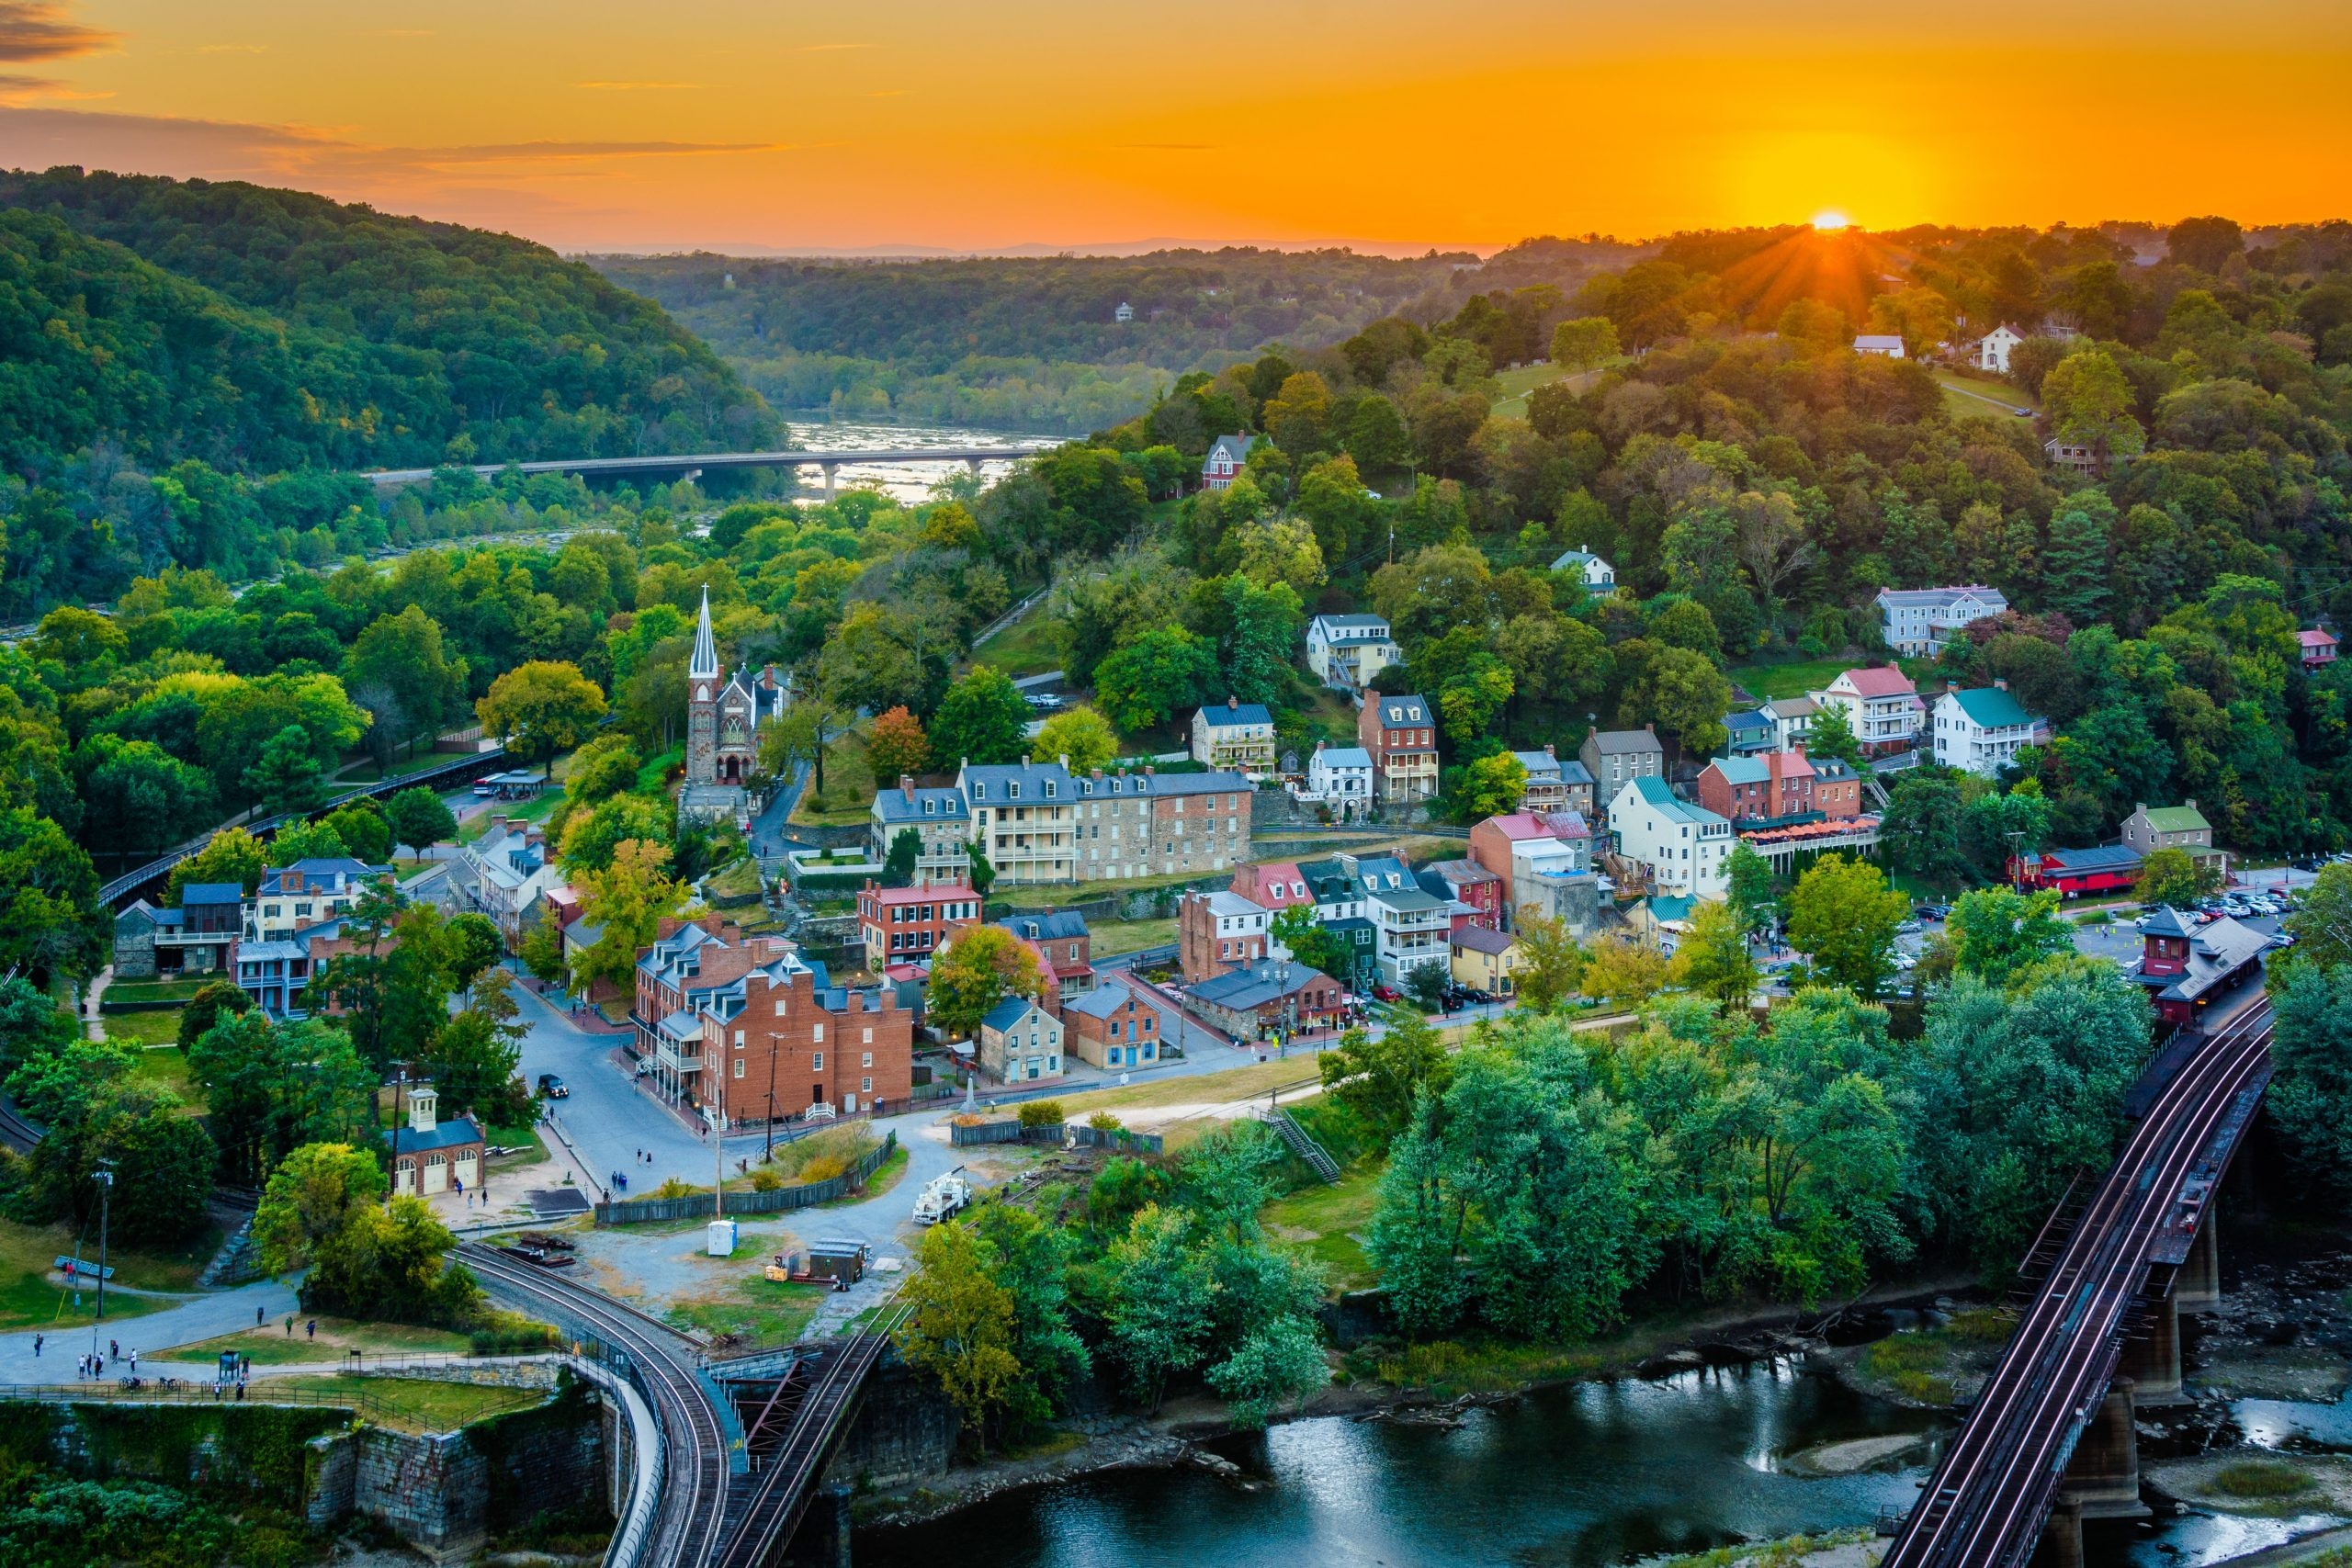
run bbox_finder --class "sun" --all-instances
[1811,210,1850,231]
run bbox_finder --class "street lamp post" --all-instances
[386,1070,407,1209]
[91,1159,114,1353]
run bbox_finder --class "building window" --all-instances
[734,1059,745,1078]
[862,1051,873,1067]
[813,1021,824,1042]
[813,1052,823,1071]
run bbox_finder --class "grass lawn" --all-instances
[790,731,879,827]
[1091,917,1177,956]
[818,1145,908,1207]
[105,978,206,1006]
[1933,370,2039,420]
[484,1123,552,1168]
[107,1010,186,1050]
[636,746,684,795]
[1262,1166,1382,1292]
[1487,359,1628,420]
[663,1271,831,1345]
[1726,654,1937,702]
[0,1215,224,1332]
[270,1372,545,1432]
[164,1316,475,1367]
[968,599,1064,677]
[1293,685,1361,747]
[1049,1056,1323,1122]
[706,856,766,901]
[127,1044,207,1113]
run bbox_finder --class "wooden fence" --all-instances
[592,1132,897,1226]
[948,1121,1162,1154]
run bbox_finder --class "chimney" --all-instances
[900,773,914,803]
[1644,722,1655,734]
[2135,802,2146,817]
[1994,678,2008,692]
[2186,797,2198,812]
[1544,742,1556,759]
[1145,766,1156,777]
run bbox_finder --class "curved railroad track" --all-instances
[1883,1000,2275,1568]
[459,1244,733,1568]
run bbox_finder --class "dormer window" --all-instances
[1009,783,1021,800]
[973,784,986,800]
[1044,782,1056,798]
[923,799,935,815]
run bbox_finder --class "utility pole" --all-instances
[764,1031,781,1163]
[92,1160,115,1346]
[386,1071,406,1209]
[713,1044,725,1221]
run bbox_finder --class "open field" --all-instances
[271,1372,545,1432]
[0,1216,223,1331]
[968,598,1063,677]
[1262,1166,1381,1292]
[165,1316,475,1366]
[128,1043,206,1111]
[107,1010,187,1049]
[1933,370,2039,422]
[105,977,206,1006]
[1089,917,1176,956]
[663,1270,831,1344]
[1728,654,1937,702]
[1487,359,1627,420]
[1047,1056,1322,1125]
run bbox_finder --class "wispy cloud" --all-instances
[0,1,115,63]
[574,81,702,91]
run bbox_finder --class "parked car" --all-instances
[537,1073,568,1099]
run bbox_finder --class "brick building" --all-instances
[698,957,915,1124]
[1357,694,1439,801]
[1065,981,1160,1070]
[857,881,982,971]
[994,908,1093,1000]
[1179,889,1272,982]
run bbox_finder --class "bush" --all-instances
[797,1154,846,1183]
[651,1178,698,1200]
[469,1309,560,1355]
[767,1122,877,1179]
[1088,1111,1124,1132]
[2212,1460,2312,1498]
[748,1167,783,1191]
[1017,1100,1066,1129]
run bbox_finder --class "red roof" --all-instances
[2301,629,2338,649]
[1837,666,1917,699]
[864,882,973,907]
[1479,813,1555,840]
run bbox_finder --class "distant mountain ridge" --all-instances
[0,166,777,478]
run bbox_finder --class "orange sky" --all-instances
[0,0,2346,253]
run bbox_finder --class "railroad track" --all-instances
[1884,1000,2275,1568]
[0,1100,41,1154]
[458,1244,733,1568]
[711,1297,913,1568]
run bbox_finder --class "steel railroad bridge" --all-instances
[461,1244,907,1568]
[1883,998,2274,1568]
[365,445,1053,498]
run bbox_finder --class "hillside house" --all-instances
[857,881,981,971]
[1930,684,2041,776]
[1202,434,1252,490]
[1305,614,1399,690]
[994,908,1092,1000]
[1852,334,1906,358]
[1973,324,2025,373]
[1697,749,1821,825]
[1578,727,1665,824]
[1303,743,1374,818]
[867,776,973,888]
[1191,697,1277,773]
[1178,889,1272,983]
[1876,585,2010,657]
[1512,745,1594,815]
[2301,628,2339,671]
[1358,694,1439,802]
[1549,549,1616,591]
[1810,667,1924,757]
[1449,926,1521,996]
[1609,777,1733,899]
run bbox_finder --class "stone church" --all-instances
[682,589,790,819]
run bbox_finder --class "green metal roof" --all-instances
[1945,686,2035,729]
[2140,804,2211,833]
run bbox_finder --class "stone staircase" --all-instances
[1266,1110,1341,1185]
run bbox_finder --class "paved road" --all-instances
[1,1276,300,1380]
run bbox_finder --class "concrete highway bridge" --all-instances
[365,445,1055,498]
[1882,998,2275,1568]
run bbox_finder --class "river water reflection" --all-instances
[861,1358,1946,1568]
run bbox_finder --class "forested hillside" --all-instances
[0,167,781,614]
[594,243,1640,432]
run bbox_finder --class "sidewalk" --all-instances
[0,1276,300,1383]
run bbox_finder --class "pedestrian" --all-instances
[307,1320,316,1341]
[285,1315,294,1337]
[129,1349,137,1373]
[235,1379,245,1402]
[255,1305,265,1327]
[109,1337,119,1359]
[32,1333,40,1358]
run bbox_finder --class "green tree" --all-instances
[2133,845,2215,908]
[306,1195,481,1326]
[320,801,391,864]
[187,1011,377,1186]
[560,791,673,874]
[251,1141,388,1275]
[384,786,459,854]
[0,807,110,983]
[443,913,507,1001]
[345,605,465,760]
[1270,904,1349,980]
[928,666,1031,766]
[1787,853,1908,999]
[2289,864,2352,971]
[1404,960,1451,1014]
[0,975,76,1077]
[884,828,922,887]
[1881,772,1971,891]
[895,1219,1025,1453]
[1671,897,1758,1012]
[244,723,326,815]
[1510,910,1587,1012]
[165,826,266,904]
[2042,348,2145,468]
[1724,840,1779,936]
[572,838,687,995]
[1550,316,1621,372]
[1092,627,1218,733]
[2042,497,2113,624]
[925,924,1044,1040]
[1803,704,1864,774]
[1944,886,2074,987]
[176,978,253,1052]
[1033,705,1120,772]
[1316,1013,1451,1144]
[1582,932,1668,1007]
[2269,963,2352,1194]
[1617,644,1732,758]
[1453,750,1528,820]
[1100,1203,1216,1407]
[476,660,608,777]
[424,971,528,1123]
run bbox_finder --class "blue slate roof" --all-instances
[997,910,1089,942]
[1198,702,1273,728]
[383,1117,484,1155]
[180,883,244,905]
[1065,983,1137,1020]
[981,996,1044,1032]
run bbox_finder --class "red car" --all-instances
[1373,984,1401,1002]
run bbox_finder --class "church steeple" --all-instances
[689,587,719,681]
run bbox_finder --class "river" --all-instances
[856,1360,2352,1568]
[782,419,1058,505]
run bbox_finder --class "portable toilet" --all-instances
[707,1219,739,1257]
